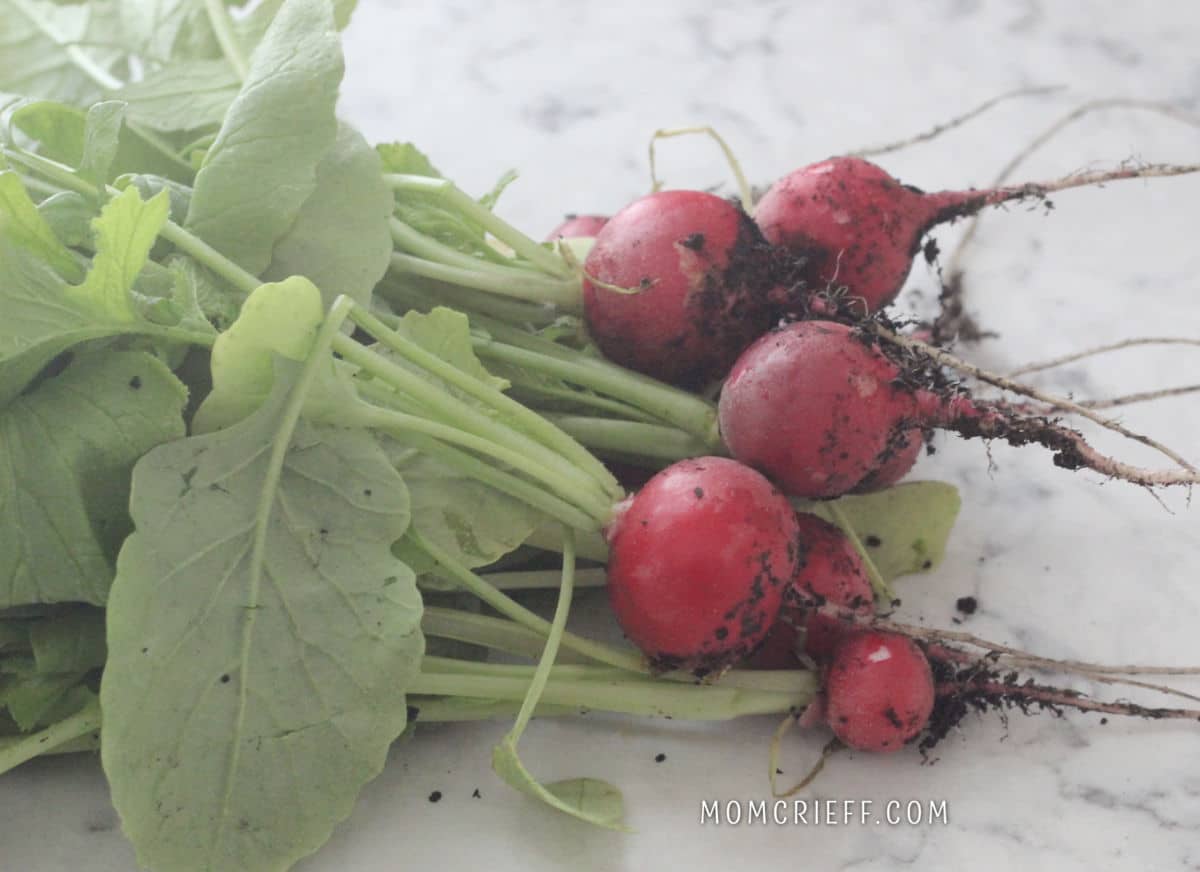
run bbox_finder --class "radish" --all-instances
[718,321,914,498]
[605,456,800,674]
[719,319,1192,497]
[824,631,934,752]
[854,428,924,492]
[748,513,874,668]
[546,214,609,239]
[753,155,1200,312]
[582,190,797,387]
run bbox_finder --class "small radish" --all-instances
[719,321,916,498]
[754,155,1186,312]
[825,631,934,752]
[546,214,609,240]
[854,428,924,492]
[582,190,796,387]
[748,513,874,668]
[605,456,800,674]
[719,319,1183,496]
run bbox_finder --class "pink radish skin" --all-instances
[854,428,924,492]
[546,214,609,240]
[720,319,1147,497]
[719,321,917,498]
[605,457,800,674]
[582,190,785,387]
[747,513,874,668]
[825,631,934,752]
[754,156,1052,312]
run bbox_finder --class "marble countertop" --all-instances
[4,1,1200,870]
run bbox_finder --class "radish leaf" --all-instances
[806,481,961,583]
[184,0,342,275]
[101,372,423,872]
[0,352,187,607]
[262,122,393,309]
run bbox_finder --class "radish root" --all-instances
[937,98,1200,341]
[849,85,1063,159]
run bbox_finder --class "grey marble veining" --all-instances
[3,1,1200,870]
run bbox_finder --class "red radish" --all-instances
[825,631,934,752]
[605,456,800,674]
[854,428,924,492]
[546,214,609,239]
[582,190,793,388]
[719,321,916,498]
[719,319,1173,496]
[754,155,1178,312]
[748,513,874,668]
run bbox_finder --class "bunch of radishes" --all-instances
[548,150,1200,755]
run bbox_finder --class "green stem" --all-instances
[351,403,610,528]
[380,276,563,328]
[407,670,811,720]
[543,415,715,462]
[390,217,546,279]
[422,607,593,664]
[411,532,816,694]
[471,319,722,446]
[479,568,608,590]
[203,0,250,80]
[408,696,584,722]
[390,253,580,310]
[333,333,614,522]
[523,525,609,562]
[507,527,574,739]
[355,401,598,531]
[825,501,897,605]
[507,383,659,424]
[386,174,571,278]
[421,657,626,682]
[348,305,621,500]
[0,697,101,776]
[158,220,260,295]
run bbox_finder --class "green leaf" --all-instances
[79,100,126,186]
[0,183,172,403]
[0,622,30,652]
[0,689,100,774]
[184,0,342,275]
[387,445,543,574]
[117,0,206,61]
[236,0,356,52]
[490,533,627,830]
[12,99,193,183]
[807,481,962,583]
[376,141,441,178]
[30,607,107,673]
[10,100,86,165]
[0,351,187,607]
[0,170,84,281]
[387,307,509,394]
[101,374,423,872]
[1,670,85,730]
[0,0,126,104]
[166,252,240,330]
[492,748,627,830]
[262,122,393,309]
[114,59,239,133]
[192,276,358,432]
[37,190,96,248]
[71,184,170,320]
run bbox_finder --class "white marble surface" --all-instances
[4,1,1200,870]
